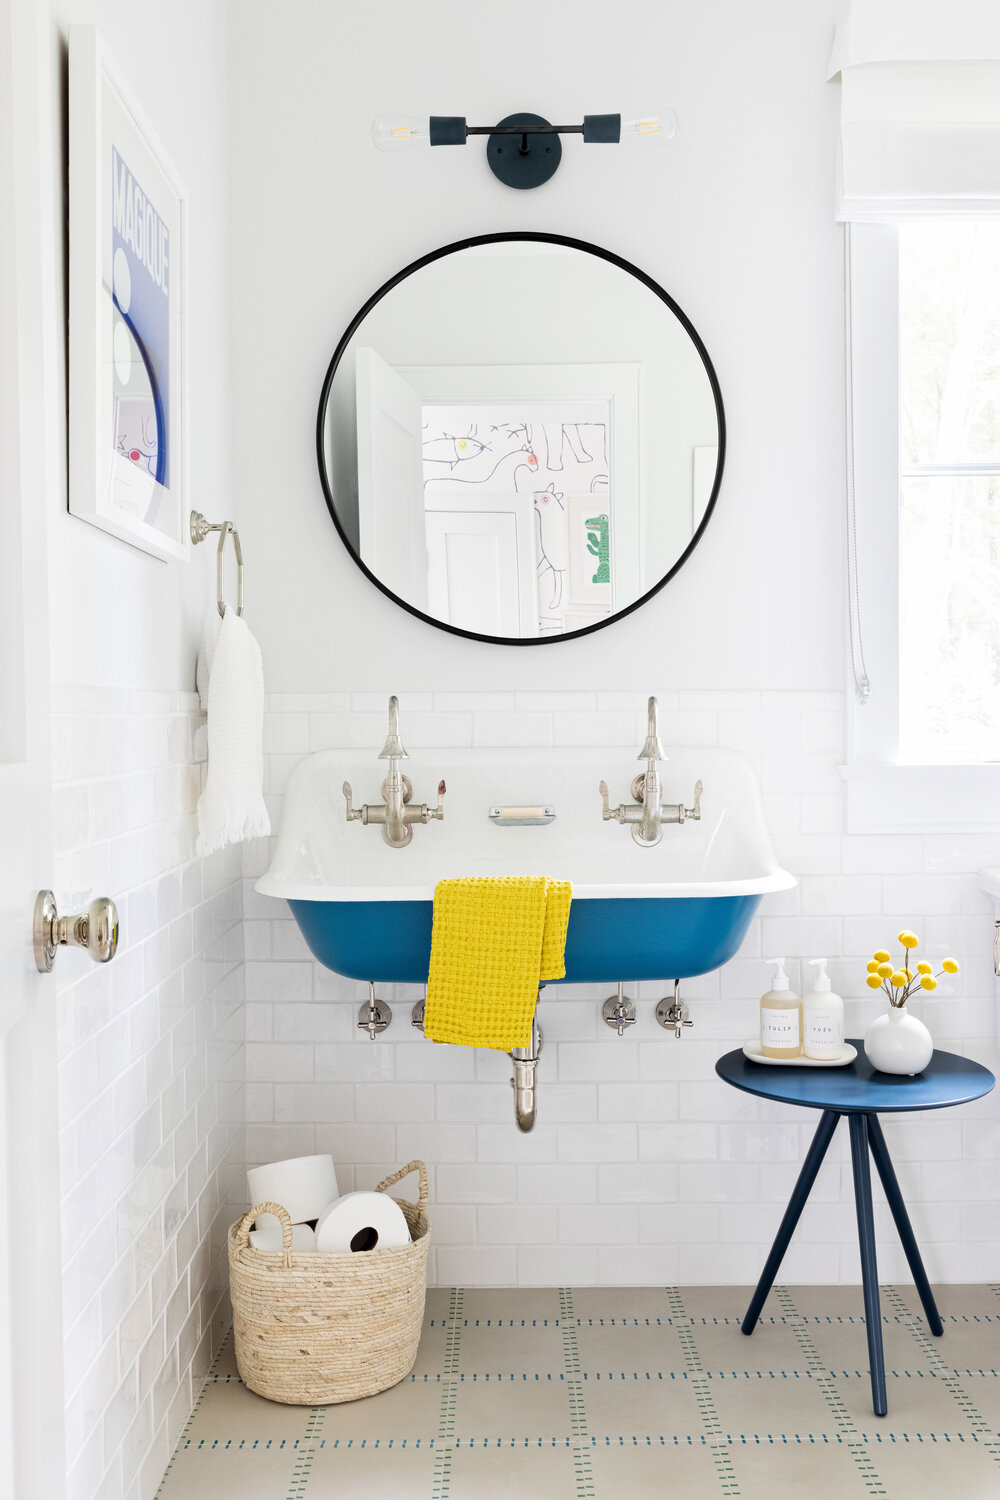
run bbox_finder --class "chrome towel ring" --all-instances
[190,510,244,618]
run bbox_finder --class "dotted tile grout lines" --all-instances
[559,1287,597,1498]
[285,1401,326,1499]
[665,1287,741,1496]
[774,1286,886,1497]
[883,1284,1000,1468]
[430,1285,464,1499]
[154,1332,233,1497]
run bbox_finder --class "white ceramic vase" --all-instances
[864,1003,933,1076]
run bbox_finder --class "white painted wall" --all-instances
[227,0,844,693]
[47,0,234,690]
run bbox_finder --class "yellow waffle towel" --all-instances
[423,876,573,1051]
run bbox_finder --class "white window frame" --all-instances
[844,223,1000,834]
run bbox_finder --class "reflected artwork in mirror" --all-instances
[317,233,725,645]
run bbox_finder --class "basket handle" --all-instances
[375,1160,428,1209]
[235,1201,295,1267]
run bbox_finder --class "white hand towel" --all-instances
[195,606,270,857]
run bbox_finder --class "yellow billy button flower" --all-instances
[890,971,909,988]
[898,931,919,949]
[866,960,880,973]
[866,974,883,989]
[921,975,938,991]
[916,962,932,975]
[941,958,959,974]
[876,962,894,979]
[873,950,891,962]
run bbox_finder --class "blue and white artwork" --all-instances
[109,147,171,524]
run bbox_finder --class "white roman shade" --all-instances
[828,0,1000,218]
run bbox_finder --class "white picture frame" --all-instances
[68,25,188,562]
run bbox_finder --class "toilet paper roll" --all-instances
[249,1222,317,1253]
[314,1191,411,1255]
[246,1154,339,1226]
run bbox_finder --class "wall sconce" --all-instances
[371,110,678,190]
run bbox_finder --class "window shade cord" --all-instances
[845,221,872,705]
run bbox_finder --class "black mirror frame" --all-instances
[316,231,726,647]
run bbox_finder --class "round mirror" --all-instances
[317,233,724,645]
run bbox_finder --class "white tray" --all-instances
[742,1042,857,1068]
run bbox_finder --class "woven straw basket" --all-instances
[228,1159,430,1404]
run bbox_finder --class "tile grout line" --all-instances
[559,1287,596,1498]
[430,1285,464,1499]
[775,1286,886,1496]
[665,1287,740,1496]
[285,1402,327,1499]
[155,1330,233,1497]
[883,1284,1000,1466]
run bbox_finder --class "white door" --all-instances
[1,1,66,1494]
[425,492,537,636]
[355,346,429,610]
[425,506,534,636]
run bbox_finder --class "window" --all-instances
[898,221,1000,763]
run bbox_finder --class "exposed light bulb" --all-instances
[621,109,679,142]
[371,114,430,152]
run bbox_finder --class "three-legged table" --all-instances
[715,1042,995,1415]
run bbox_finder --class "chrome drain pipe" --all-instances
[510,1016,543,1132]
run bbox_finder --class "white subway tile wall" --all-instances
[52,687,244,1500]
[245,689,999,1289]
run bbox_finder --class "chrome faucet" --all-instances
[599,696,702,847]
[343,696,446,847]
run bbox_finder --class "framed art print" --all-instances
[69,25,187,561]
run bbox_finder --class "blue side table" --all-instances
[715,1042,995,1416]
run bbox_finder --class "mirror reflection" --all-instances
[318,236,724,642]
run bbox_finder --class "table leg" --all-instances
[741,1108,840,1335]
[849,1112,887,1417]
[866,1114,943,1336]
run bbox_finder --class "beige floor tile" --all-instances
[452,1371,573,1440]
[160,1285,1000,1496]
[156,1439,301,1499]
[708,1368,837,1440]
[461,1287,562,1323]
[691,1313,813,1377]
[950,1370,1000,1429]
[459,1312,566,1374]
[668,1285,760,1322]
[726,1434,878,1500]
[183,1374,315,1445]
[800,1310,938,1376]
[589,1436,728,1497]
[317,1372,444,1442]
[581,1368,707,1439]
[301,1437,438,1498]
[448,1439,582,1499]
[571,1287,673,1323]
[868,1432,1000,1499]
[574,1314,690,1375]
[834,1367,982,1436]
[211,1331,240,1379]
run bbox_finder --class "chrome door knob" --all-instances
[34,890,119,972]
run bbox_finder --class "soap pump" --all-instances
[802,958,845,1060]
[759,957,801,1059]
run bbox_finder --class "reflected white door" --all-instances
[0,1,65,1494]
[355,347,428,610]
[425,494,537,636]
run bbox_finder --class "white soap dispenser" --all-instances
[802,959,845,1060]
[760,957,802,1059]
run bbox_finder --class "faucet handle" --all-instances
[429,779,446,821]
[599,779,623,823]
[343,780,362,822]
[686,780,703,822]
